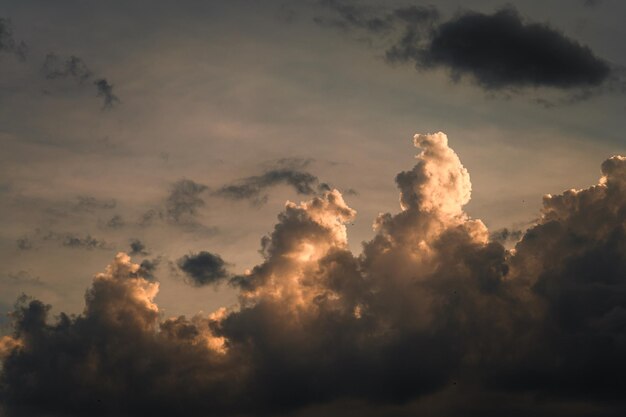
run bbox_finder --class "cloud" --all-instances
[42,54,92,82]
[489,227,523,244]
[42,232,110,250]
[128,239,148,256]
[40,52,121,108]
[0,18,26,60]
[1,133,626,416]
[164,179,208,224]
[177,251,231,286]
[317,3,614,95]
[94,78,120,109]
[413,8,609,89]
[105,214,125,229]
[15,237,33,251]
[215,168,322,205]
[73,195,116,212]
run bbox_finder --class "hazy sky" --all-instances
[1,1,626,416]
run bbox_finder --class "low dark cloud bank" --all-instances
[317,2,615,94]
[1,132,626,416]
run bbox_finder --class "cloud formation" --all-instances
[177,251,231,286]
[215,168,322,205]
[318,3,614,94]
[42,54,92,82]
[2,133,626,416]
[94,79,120,109]
[0,18,26,60]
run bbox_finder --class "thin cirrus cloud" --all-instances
[1,132,625,416]
[316,2,616,97]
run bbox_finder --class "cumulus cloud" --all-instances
[0,18,26,60]
[2,133,626,416]
[317,3,615,96]
[177,251,231,286]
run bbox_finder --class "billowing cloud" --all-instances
[1,133,626,416]
[177,251,231,286]
[317,3,614,94]
[0,18,26,60]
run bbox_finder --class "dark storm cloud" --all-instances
[42,54,92,82]
[215,168,322,205]
[94,78,120,109]
[0,18,26,60]
[2,134,626,416]
[317,3,612,92]
[177,251,230,286]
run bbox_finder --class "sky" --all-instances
[1,0,626,416]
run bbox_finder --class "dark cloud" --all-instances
[314,0,393,33]
[137,258,160,281]
[40,232,110,250]
[94,78,120,109]
[414,8,609,89]
[165,179,208,224]
[105,214,125,229]
[15,237,33,251]
[177,251,230,286]
[40,51,120,108]
[1,135,626,416]
[318,3,613,94]
[42,54,92,82]
[0,18,26,60]
[489,227,523,244]
[128,239,148,256]
[74,196,116,212]
[1,271,44,288]
[215,168,321,205]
